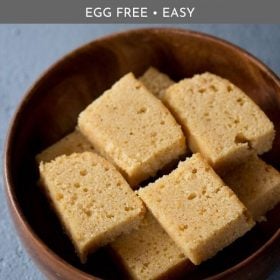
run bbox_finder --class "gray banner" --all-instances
[1,0,280,23]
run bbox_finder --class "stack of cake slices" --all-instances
[37,67,280,280]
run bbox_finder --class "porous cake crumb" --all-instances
[111,212,190,280]
[36,130,94,163]
[39,152,145,262]
[223,155,280,221]
[78,73,186,187]
[139,67,175,99]
[164,72,275,172]
[138,153,255,265]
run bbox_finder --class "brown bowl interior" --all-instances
[5,28,280,280]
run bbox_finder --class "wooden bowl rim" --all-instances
[3,27,280,280]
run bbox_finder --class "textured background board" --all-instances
[0,24,279,280]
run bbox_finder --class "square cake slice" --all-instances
[111,212,190,280]
[139,67,174,99]
[39,152,145,262]
[163,72,275,172]
[36,130,94,163]
[223,155,280,221]
[138,153,255,265]
[78,73,186,187]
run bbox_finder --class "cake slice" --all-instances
[138,153,255,265]
[223,155,280,221]
[36,130,94,163]
[163,72,275,172]
[39,152,145,262]
[78,73,186,187]
[111,212,191,280]
[139,67,174,99]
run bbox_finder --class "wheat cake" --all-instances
[111,211,190,280]
[36,130,94,163]
[223,155,280,221]
[139,67,175,99]
[39,152,145,262]
[138,153,255,265]
[163,72,275,172]
[78,73,186,187]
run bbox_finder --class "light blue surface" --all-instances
[0,24,279,280]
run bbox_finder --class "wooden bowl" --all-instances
[4,28,280,280]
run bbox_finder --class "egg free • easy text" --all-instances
[85,6,196,19]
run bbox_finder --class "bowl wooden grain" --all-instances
[4,28,280,280]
